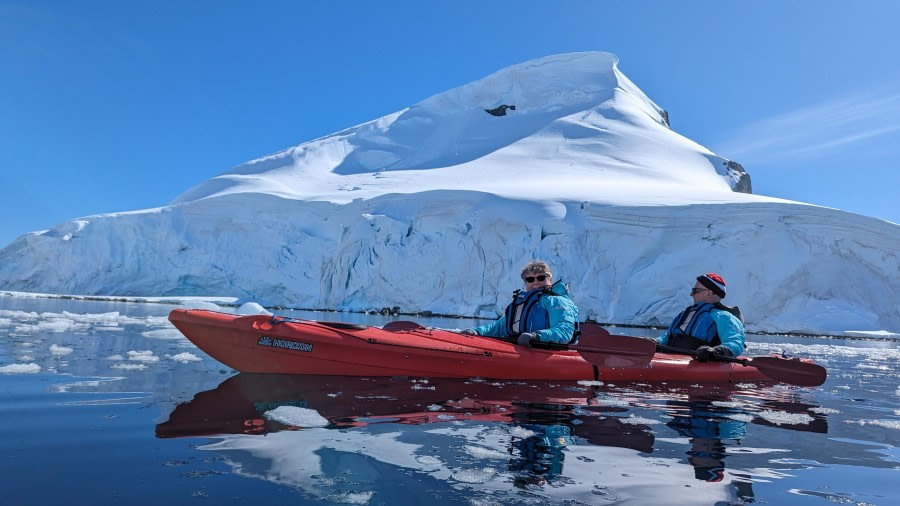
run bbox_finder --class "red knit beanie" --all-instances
[697,272,727,298]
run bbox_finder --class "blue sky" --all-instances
[2,1,898,247]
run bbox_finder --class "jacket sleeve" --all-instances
[533,296,578,344]
[711,310,746,356]
[472,314,507,338]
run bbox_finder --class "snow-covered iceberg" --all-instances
[1,52,897,335]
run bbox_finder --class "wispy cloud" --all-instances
[713,88,900,166]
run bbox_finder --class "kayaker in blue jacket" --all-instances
[655,272,745,361]
[461,260,579,347]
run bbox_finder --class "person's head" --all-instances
[691,272,727,303]
[521,260,553,290]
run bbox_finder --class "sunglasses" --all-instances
[690,288,709,295]
[524,274,548,283]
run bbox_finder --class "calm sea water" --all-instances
[1,295,897,505]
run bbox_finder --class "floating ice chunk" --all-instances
[169,352,202,363]
[0,363,41,374]
[142,329,185,339]
[106,354,125,361]
[621,414,661,425]
[323,491,374,505]
[463,445,508,459]
[414,455,443,471]
[577,380,604,387]
[49,344,74,356]
[127,350,159,363]
[757,409,815,425]
[111,363,147,370]
[851,419,900,430]
[236,302,273,315]
[510,426,536,438]
[810,407,841,414]
[450,467,497,483]
[426,404,443,411]
[263,406,329,427]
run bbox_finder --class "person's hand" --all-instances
[460,329,477,336]
[517,332,537,348]
[696,345,732,362]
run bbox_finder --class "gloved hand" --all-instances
[696,345,733,362]
[517,332,538,348]
[460,329,478,336]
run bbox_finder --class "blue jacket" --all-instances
[473,281,579,345]
[656,302,745,357]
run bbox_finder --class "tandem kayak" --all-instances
[168,309,826,385]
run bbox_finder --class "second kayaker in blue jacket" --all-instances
[462,260,579,347]
[655,272,745,361]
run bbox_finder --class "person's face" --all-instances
[523,271,552,290]
[690,283,716,303]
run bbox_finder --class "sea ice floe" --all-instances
[757,409,815,425]
[0,363,41,374]
[49,344,74,356]
[621,414,661,425]
[127,350,159,363]
[322,491,374,505]
[509,426,536,438]
[463,445,508,459]
[450,467,497,484]
[263,406,329,427]
[169,352,201,363]
[111,363,147,370]
[848,419,900,430]
[141,329,184,340]
[414,455,443,471]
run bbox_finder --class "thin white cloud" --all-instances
[714,88,900,165]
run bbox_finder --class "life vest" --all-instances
[504,281,579,343]
[666,302,722,350]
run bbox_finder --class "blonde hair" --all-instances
[521,260,552,279]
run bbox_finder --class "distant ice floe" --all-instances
[49,344,74,356]
[111,363,147,370]
[0,363,41,374]
[127,350,159,363]
[848,419,900,430]
[322,492,373,505]
[168,352,201,363]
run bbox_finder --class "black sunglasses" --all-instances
[690,287,709,295]
[524,274,548,283]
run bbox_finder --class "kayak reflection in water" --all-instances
[666,399,756,502]
[508,423,575,488]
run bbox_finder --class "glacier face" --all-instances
[1,51,897,334]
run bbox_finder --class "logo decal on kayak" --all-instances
[257,336,313,352]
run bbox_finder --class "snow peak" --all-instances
[257,336,313,352]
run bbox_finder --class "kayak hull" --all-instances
[168,309,770,383]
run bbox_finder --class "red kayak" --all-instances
[169,309,825,385]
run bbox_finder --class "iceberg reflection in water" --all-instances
[157,374,831,504]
